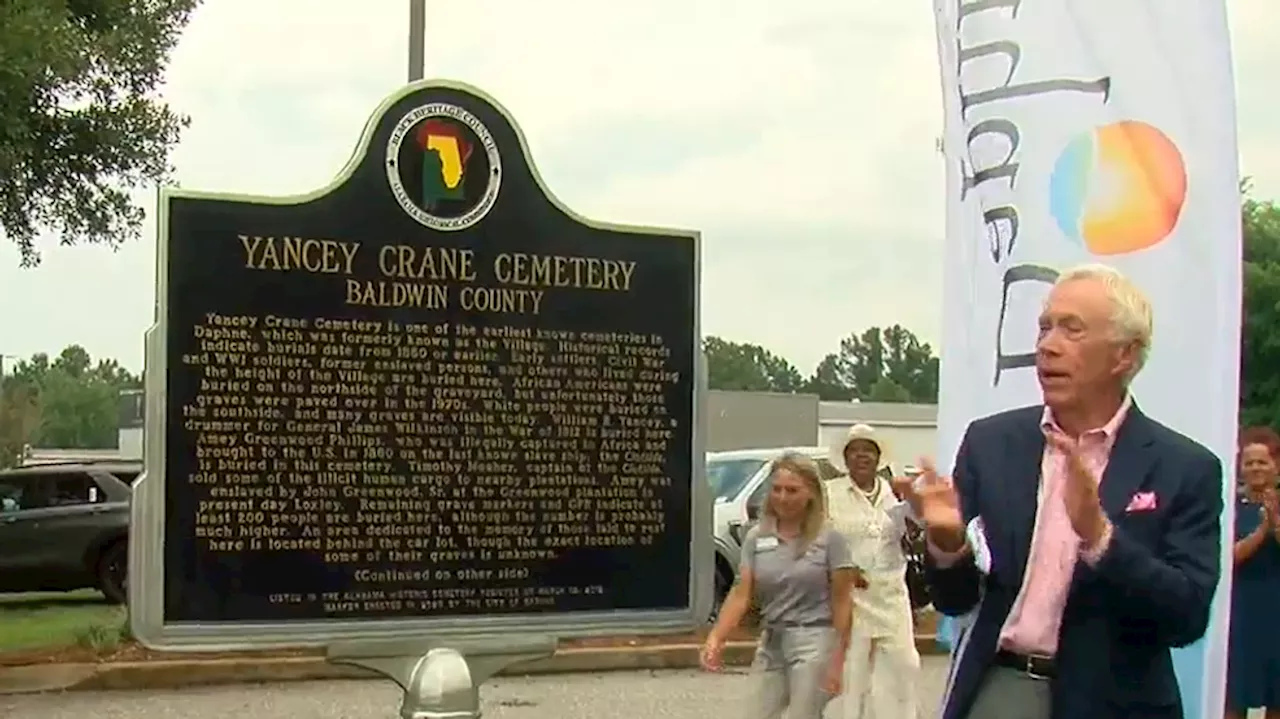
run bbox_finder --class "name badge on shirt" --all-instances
[756,536,779,551]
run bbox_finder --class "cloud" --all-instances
[0,0,1276,382]
[1230,1,1280,196]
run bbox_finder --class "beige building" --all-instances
[707,391,938,469]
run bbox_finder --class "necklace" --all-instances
[856,479,881,504]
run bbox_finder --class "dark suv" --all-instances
[0,461,136,603]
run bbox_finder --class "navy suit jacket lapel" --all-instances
[1097,404,1157,518]
[1066,405,1156,591]
[1002,417,1045,584]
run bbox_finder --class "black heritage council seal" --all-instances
[385,102,502,231]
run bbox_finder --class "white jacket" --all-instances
[824,476,915,638]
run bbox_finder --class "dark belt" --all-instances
[993,649,1055,680]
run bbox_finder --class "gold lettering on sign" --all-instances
[230,233,641,316]
[492,253,635,291]
[239,236,360,274]
[345,280,450,309]
[377,245,478,282]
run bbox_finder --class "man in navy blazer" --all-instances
[898,264,1223,719]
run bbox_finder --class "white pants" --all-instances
[839,622,920,719]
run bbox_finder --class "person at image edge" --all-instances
[1225,426,1280,719]
[896,264,1223,719]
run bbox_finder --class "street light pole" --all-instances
[408,0,425,82]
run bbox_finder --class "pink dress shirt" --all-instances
[936,396,1130,657]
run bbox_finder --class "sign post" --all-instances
[130,80,709,719]
[407,0,424,82]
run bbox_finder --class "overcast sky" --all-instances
[2,0,1276,375]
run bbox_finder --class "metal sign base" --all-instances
[327,635,557,719]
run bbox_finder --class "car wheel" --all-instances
[98,541,128,605]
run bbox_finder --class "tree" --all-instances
[867,376,911,403]
[703,336,804,393]
[0,381,40,468]
[1240,190,1280,430]
[5,345,141,449]
[801,353,855,401]
[836,328,885,398]
[832,325,940,403]
[0,0,199,266]
[879,324,940,402]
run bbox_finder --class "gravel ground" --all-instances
[0,656,953,719]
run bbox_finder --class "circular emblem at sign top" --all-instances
[385,102,501,231]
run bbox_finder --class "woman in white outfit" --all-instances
[823,424,920,719]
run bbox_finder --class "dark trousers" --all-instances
[964,666,1051,719]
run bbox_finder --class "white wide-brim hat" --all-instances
[830,423,891,473]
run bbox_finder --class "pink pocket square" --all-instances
[1125,491,1158,513]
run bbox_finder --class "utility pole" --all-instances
[408,0,425,82]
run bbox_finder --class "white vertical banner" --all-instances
[931,1,1241,716]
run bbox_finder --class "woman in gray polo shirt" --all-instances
[701,452,858,719]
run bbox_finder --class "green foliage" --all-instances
[867,375,912,403]
[831,325,939,402]
[1,345,140,451]
[800,354,855,402]
[0,381,40,468]
[704,325,939,403]
[0,0,199,265]
[702,337,804,393]
[72,608,130,653]
[1241,191,1280,430]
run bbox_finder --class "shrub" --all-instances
[74,609,130,654]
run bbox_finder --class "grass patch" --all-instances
[0,590,125,653]
[73,613,131,653]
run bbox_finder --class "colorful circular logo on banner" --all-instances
[1048,120,1187,256]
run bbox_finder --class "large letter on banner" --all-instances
[931,0,1241,716]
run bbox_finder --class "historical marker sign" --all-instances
[130,81,708,649]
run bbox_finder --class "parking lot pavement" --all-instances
[0,656,951,719]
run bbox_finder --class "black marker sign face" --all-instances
[160,84,698,624]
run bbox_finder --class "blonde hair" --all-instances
[1053,263,1153,384]
[762,451,827,549]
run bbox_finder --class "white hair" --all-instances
[1052,263,1153,384]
